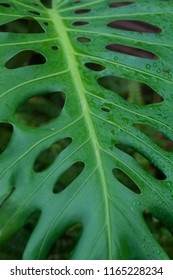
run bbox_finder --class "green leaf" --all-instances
[0,0,173,259]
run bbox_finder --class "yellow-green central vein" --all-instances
[48,8,112,259]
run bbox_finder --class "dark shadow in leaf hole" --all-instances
[51,46,59,50]
[133,123,173,152]
[0,18,44,33]
[106,44,158,59]
[109,2,134,8]
[34,138,72,172]
[72,21,89,26]
[74,9,91,14]
[112,168,141,194]
[16,91,66,127]
[28,10,41,16]
[85,62,105,71]
[0,123,13,154]
[53,162,85,193]
[115,143,166,180]
[143,210,173,259]
[0,211,41,260]
[74,0,80,3]
[101,107,110,112]
[77,37,91,43]
[0,3,11,7]
[97,76,163,105]
[5,50,46,69]
[107,20,162,34]
[40,0,52,8]
[47,224,82,260]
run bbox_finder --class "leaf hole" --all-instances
[97,76,163,105]
[74,0,80,3]
[112,168,141,194]
[115,143,166,180]
[16,91,66,127]
[0,18,45,33]
[0,3,11,7]
[74,9,91,14]
[101,107,110,112]
[28,10,41,16]
[109,1,134,7]
[133,123,173,152]
[44,21,49,26]
[5,50,46,69]
[85,62,106,72]
[107,20,162,34]
[53,162,85,194]
[47,224,82,260]
[140,83,163,104]
[143,211,173,259]
[34,138,72,172]
[40,0,52,8]
[0,210,41,260]
[106,44,158,59]
[77,36,91,43]
[72,21,89,26]
[0,123,13,154]
[51,46,59,51]
[162,69,170,74]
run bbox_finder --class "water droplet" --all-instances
[153,62,157,67]
[156,34,161,38]
[166,181,171,187]
[114,56,118,61]
[146,64,151,69]
[157,69,161,73]
[168,74,172,79]
[157,249,161,255]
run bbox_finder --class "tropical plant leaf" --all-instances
[0,0,173,259]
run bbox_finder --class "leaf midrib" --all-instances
[48,7,113,258]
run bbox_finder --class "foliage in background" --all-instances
[0,0,173,259]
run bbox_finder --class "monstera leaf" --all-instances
[0,0,173,260]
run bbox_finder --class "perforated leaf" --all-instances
[0,0,173,259]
